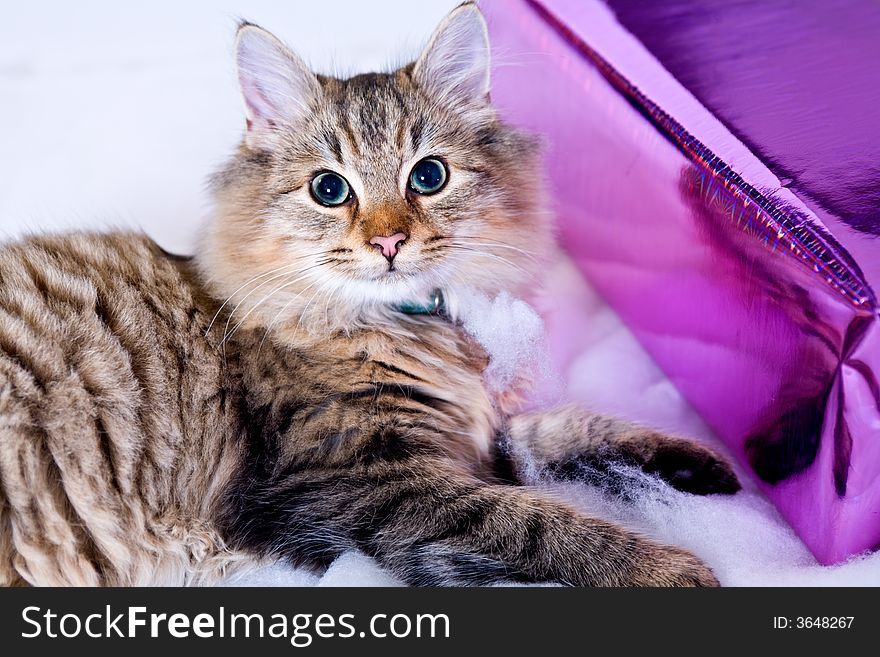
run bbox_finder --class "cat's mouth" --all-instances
[370,261,415,280]
[373,269,406,281]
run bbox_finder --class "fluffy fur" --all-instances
[0,3,738,587]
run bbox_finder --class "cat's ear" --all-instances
[235,23,320,149]
[413,2,491,105]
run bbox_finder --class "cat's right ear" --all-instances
[235,23,320,150]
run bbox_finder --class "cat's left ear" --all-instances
[413,2,491,105]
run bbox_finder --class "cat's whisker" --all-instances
[258,296,297,355]
[257,271,339,354]
[432,234,538,253]
[320,275,345,329]
[293,281,331,336]
[221,259,333,345]
[430,235,539,263]
[224,278,304,347]
[207,249,337,337]
[222,263,336,346]
[435,247,534,279]
[445,239,539,262]
[459,251,531,277]
[205,261,304,337]
[260,266,343,343]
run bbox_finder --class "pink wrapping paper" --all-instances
[482,0,880,564]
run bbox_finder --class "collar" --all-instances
[395,289,446,316]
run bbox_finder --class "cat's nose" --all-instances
[369,232,408,261]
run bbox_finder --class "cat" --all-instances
[0,2,739,587]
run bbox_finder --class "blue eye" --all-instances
[408,158,447,195]
[310,171,351,206]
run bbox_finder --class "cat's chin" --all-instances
[369,270,410,283]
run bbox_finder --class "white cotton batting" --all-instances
[453,288,560,400]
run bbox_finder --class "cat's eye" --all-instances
[310,171,352,206]
[408,158,448,195]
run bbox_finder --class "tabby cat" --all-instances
[0,3,738,587]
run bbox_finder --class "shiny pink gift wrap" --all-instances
[481,0,880,564]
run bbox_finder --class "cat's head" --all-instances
[201,2,551,336]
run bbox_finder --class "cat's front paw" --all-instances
[632,543,720,587]
[641,438,740,495]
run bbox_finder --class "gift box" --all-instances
[482,0,880,564]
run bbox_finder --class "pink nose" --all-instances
[369,232,408,261]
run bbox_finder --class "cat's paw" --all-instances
[640,437,740,495]
[634,544,720,587]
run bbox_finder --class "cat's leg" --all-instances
[224,464,718,586]
[505,406,740,495]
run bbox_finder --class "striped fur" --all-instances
[0,3,738,587]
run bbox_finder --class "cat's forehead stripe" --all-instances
[337,111,361,158]
[394,121,407,152]
[320,126,344,166]
[409,117,425,154]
